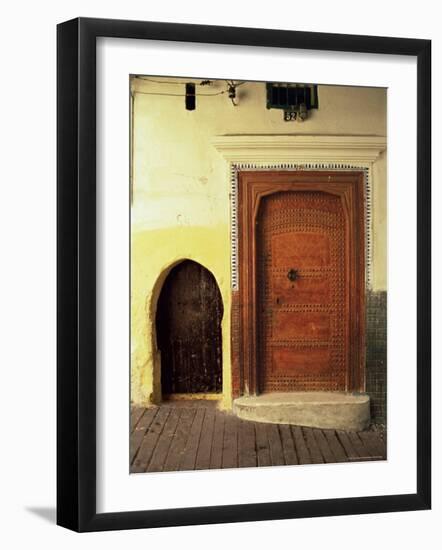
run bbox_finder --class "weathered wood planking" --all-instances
[336,430,361,460]
[195,408,216,470]
[279,424,298,465]
[291,426,311,465]
[267,424,285,466]
[255,423,272,467]
[210,410,225,470]
[131,407,170,473]
[312,428,336,463]
[238,419,257,468]
[222,414,239,469]
[302,427,324,464]
[131,406,146,434]
[322,429,348,462]
[358,430,386,459]
[130,407,159,465]
[346,431,375,460]
[179,408,205,471]
[147,408,182,472]
[130,406,387,473]
[163,408,196,472]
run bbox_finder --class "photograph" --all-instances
[0,0,434,542]
[129,75,388,473]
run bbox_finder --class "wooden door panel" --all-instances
[257,190,347,392]
[271,348,332,375]
[272,311,331,341]
[272,232,330,268]
[272,275,330,305]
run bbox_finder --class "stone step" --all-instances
[233,391,370,431]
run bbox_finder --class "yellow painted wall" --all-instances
[131,77,387,408]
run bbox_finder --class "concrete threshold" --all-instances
[233,391,370,431]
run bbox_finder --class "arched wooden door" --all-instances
[156,260,223,395]
[236,171,365,396]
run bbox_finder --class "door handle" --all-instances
[287,268,299,282]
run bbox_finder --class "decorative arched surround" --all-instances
[212,134,386,399]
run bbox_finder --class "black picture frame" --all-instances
[57,17,431,532]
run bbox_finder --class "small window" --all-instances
[266,83,319,111]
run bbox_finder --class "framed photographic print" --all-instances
[57,17,431,532]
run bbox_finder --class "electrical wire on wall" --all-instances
[132,76,246,109]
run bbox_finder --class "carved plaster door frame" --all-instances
[212,134,386,398]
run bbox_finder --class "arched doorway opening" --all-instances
[156,260,223,396]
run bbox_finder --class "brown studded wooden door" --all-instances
[156,260,223,395]
[236,171,365,397]
[257,190,348,392]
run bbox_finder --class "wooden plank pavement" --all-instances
[130,403,386,474]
